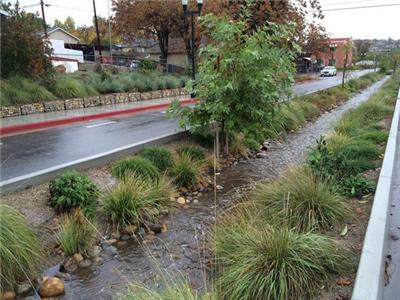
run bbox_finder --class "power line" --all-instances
[317,2,400,12]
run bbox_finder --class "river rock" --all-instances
[73,253,83,263]
[149,223,162,234]
[104,246,118,256]
[0,291,16,300]
[79,259,92,268]
[216,185,224,190]
[88,245,101,258]
[256,152,268,158]
[178,187,188,194]
[193,199,199,204]
[55,272,71,280]
[39,277,65,298]
[17,283,32,296]
[138,227,146,238]
[107,239,118,245]
[177,197,186,204]
[116,240,129,248]
[111,231,121,240]
[119,234,131,241]
[63,257,78,273]
[123,224,138,235]
[23,296,36,300]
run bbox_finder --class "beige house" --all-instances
[45,28,80,45]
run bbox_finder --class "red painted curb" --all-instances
[1,98,200,136]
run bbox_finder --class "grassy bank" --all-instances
[0,71,188,107]
[121,75,399,299]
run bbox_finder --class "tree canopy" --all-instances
[0,2,52,79]
[169,3,300,140]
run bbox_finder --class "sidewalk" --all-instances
[0,95,195,136]
[1,95,189,127]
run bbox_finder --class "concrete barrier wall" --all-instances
[0,88,187,118]
[352,87,400,300]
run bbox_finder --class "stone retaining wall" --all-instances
[1,88,187,118]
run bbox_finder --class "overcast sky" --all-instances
[11,0,400,39]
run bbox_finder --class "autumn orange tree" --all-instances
[112,0,183,65]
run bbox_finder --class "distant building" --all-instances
[40,28,83,73]
[318,37,353,68]
[43,27,80,45]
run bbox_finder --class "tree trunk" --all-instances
[157,30,169,68]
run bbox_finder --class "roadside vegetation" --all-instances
[0,70,188,106]
[49,170,98,217]
[58,209,96,256]
[0,205,43,291]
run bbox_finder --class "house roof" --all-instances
[0,8,10,16]
[41,27,80,42]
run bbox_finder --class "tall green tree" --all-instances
[1,2,52,79]
[170,2,300,141]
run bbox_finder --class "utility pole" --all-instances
[40,0,47,37]
[92,0,102,63]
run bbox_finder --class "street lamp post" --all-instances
[181,0,203,87]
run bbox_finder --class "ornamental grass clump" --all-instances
[122,280,214,300]
[176,144,206,161]
[252,167,350,232]
[213,221,348,300]
[138,147,174,171]
[49,170,98,217]
[50,76,94,99]
[112,156,160,180]
[58,209,96,256]
[170,153,205,188]
[0,205,43,290]
[102,174,172,227]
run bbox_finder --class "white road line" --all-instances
[0,131,185,188]
[85,121,117,129]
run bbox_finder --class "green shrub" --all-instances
[58,209,95,256]
[0,80,30,106]
[49,170,98,217]
[308,137,377,179]
[1,77,56,105]
[164,76,180,89]
[139,59,156,72]
[176,144,205,161]
[0,205,42,290]
[102,174,172,226]
[138,147,174,171]
[358,129,388,144]
[292,100,320,119]
[50,76,92,98]
[229,133,249,157]
[111,157,160,180]
[213,223,348,300]
[337,174,376,198]
[253,167,350,231]
[170,154,204,188]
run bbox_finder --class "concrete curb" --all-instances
[0,131,188,194]
[352,87,400,300]
[0,98,199,136]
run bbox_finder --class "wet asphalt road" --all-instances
[0,70,374,182]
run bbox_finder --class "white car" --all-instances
[320,66,337,77]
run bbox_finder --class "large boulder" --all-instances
[39,277,65,298]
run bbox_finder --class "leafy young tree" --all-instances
[0,2,52,79]
[170,5,300,142]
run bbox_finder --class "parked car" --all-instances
[320,66,337,77]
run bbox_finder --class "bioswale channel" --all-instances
[57,76,390,300]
